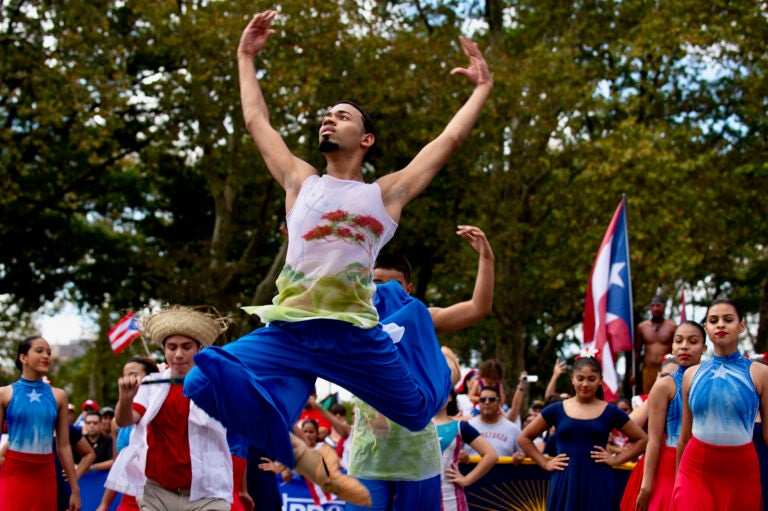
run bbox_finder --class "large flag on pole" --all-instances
[108,311,142,354]
[583,197,634,402]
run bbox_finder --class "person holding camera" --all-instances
[507,371,538,426]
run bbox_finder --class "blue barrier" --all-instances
[276,474,346,511]
[78,470,120,511]
[77,460,633,511]
[271,458,634,511]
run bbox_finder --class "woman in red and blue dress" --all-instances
[635,321,706,510]
[671,298,768,510]
[0,336,81,511]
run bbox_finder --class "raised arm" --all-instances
[545,360,567,398]
[238,11,316,206]
[430,225,494,334]
[506,372,527,423]
[378,36,493,218]
[114,373,142,428]
[309,395,351,438]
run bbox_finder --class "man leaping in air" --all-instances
[183,9,493,507]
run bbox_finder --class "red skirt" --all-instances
[117,494,140,510]
[671,437,761,511]
[647,445,676,511]
[230,455,247,511]
[0,450,57,511]
[619,455,645,511]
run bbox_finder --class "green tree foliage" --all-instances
[374,0,768,394]
[1,0,766,405]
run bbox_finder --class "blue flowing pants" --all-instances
[183,281,451,467]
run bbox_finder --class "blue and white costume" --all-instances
[664,366,685,447]
[671,352,761,510]
[0,378,59,511]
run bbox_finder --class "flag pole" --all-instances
[621,194,636,396]
[140,336,152,358]
[680,285,687,322]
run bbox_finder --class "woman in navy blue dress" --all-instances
[518,352,647,511]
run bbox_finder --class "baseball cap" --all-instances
[81,399,99,411]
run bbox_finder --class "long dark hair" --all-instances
[447,388,460,417]
[16,335,43,371]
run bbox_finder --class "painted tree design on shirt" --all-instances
[302,210,385,283]
[260,210,386,318]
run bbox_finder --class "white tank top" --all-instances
[245,174,398,328]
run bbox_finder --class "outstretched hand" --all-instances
[238,10,278,57]
[456,225,493,258]
[258,457,285,474]
[450,36,493,87]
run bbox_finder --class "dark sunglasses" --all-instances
[478,396,499,403]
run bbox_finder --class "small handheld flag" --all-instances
[108,311,142,354]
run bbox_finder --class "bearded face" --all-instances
[318,134,339,153]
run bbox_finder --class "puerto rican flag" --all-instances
[108,311,142,354]
[583,197,634,402]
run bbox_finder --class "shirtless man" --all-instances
[635,295,676,393]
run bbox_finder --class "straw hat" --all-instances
[143,305,227,347]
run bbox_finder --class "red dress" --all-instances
[0,450,57,511]
[619,455,645,511]
[671,437,761,511]
[230,455,248,511]
[647,446,676,510]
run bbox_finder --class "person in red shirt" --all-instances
[111,306,233,511]
[299,391,333,442]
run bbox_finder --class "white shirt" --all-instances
[105,369,232,502]
[466,416,521,457]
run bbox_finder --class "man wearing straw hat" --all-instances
[107,305,233,511]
